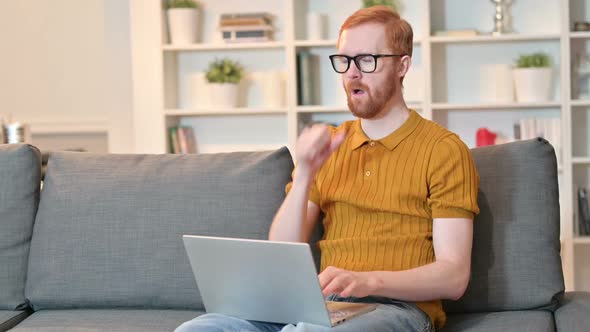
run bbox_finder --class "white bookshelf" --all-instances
[130,0,590,292]
[575,237,590,244]
[570,31,590,39]
[164,107,288,116]
[429,33,561,44]
[431,102,562,110]
[162,41,286,51]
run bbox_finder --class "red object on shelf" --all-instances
[476,128,497,147]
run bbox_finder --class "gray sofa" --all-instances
[0,138,589,331]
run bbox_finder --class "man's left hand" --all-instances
[318,266,379,298]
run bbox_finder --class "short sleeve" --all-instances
[285,167,321,206]
[427,134,480,219]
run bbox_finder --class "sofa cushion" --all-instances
[25,148,293,310]
[0,310,31,332]
[8,309,202,332]
[442,311,555,332]
[554,291,590,332]
[0,144,41,310]
[444,138,564,313]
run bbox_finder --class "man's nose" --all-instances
[345,60,361,80]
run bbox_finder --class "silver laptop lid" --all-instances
[182,235,332,327]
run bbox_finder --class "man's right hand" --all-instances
[295,124,346,180]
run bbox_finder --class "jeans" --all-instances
[174,295,434,332]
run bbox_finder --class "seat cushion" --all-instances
[25,148,293,310]
[442,310,555,332]
[0,310,31,332]
[554,291,590,332]
[0,144,41,310]
[8,309,202,332]
[444,138,564,313]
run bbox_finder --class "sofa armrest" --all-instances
[555,291,590,332]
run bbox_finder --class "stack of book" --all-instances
[514,117,562,164]
[219,13,274,43]
[169,126,197,154]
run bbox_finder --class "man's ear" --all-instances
[398,55,411,78]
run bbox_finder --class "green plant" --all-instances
[516,53,551,68]
[166,0,198,9]
[362,0,401,11]
[205,58,244,84]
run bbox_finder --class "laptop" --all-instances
[182,235,377,327]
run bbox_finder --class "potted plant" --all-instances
[362,0,402,11]
[166,0,200,44]
[513,52,553,102]
[205,58,244,108]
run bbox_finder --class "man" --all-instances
[176,5,479,332]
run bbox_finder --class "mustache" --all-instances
[346,82,369,92]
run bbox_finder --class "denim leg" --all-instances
[174,313,286,332]
[279,296,434,332]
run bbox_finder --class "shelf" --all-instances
[429,33,560,44]
[432,101,561,110]
[162,41,286,52]
[574,237,590,244]
[570,31,590,39]
[571,99,590,107]
[573,157,590,164]
[165,108,288,116]
[294,38,422,48]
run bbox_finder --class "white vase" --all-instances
[307,12,324,40]
[208,83,239,108]
[167,8,199,44]
[480,64,514,103]
[260,71,285,108]
[513,67,552,102]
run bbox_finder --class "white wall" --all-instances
[104,0,135,153]
[0,0,134,153]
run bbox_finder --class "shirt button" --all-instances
[365,170,371,177]
[369,141,376,147]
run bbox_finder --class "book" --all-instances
[177,127,188,154]
[296,51,315,105]
[220,18,271,27]
[169,127,179,154]
[578,187,590,235]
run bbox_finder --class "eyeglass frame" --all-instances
[328,53,406,73]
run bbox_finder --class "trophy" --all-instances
[490,0,513,35]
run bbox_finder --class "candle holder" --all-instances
[490,0,513,35]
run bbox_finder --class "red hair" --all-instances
[337,5,413,58]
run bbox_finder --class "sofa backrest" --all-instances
[0,144,41,310]
[25,147,293,310]
[444,138,565,313]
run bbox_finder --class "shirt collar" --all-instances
[350,109,421,151]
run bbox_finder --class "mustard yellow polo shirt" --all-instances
[287,110,480,329]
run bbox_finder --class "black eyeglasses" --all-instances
[329,54,405,73]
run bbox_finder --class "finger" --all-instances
[318,267,336,289]
[322,276,345,297]
[339,281,357,298]
[329,130,347,153]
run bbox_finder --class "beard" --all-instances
[345,76,397,119]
